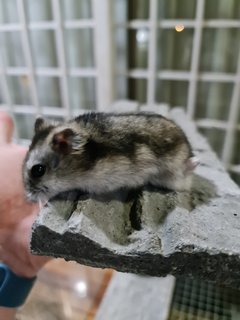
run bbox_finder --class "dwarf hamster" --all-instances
[23,112,198,202]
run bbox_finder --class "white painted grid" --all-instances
[0,0,239,179]
[119,70,240,82]
[0,56,20,139]
[51,0,71,118]
[1,18,240,34]
[0,1,104,118]
[17,0,40,114]
[92,0,114,111]
[117,19,240,29]
[221,48,240,166]
[186,0,205,119]
[147,0,158,108]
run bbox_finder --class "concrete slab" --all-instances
[31,107,240,289]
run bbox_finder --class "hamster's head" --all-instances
[23,118,83,203]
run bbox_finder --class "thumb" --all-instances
[0,112,14,145]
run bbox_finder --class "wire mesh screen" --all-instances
[0,0,240,186]
[168,278,240,320]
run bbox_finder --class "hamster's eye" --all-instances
[31,164,46,178]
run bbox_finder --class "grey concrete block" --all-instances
[31,107,240,288]
[95,274,175,320]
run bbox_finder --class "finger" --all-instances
[0,249,36,278]
[0,112,14,145]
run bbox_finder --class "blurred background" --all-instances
[0,0,240,319]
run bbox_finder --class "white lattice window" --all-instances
[0,0,114,142]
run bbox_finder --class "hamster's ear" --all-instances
[34,117,48,133]
[52,128,75,155]
[186,156,199,172]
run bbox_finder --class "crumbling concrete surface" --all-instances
[31,107,240,288]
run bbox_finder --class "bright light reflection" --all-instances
[175,24,185,32]
[75,281,87,297]
[136,29,149,43]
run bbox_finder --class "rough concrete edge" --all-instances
[30,223,240,289]
[95,273,176,320]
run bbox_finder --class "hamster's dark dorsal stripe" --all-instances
[29,125,54,151]
[74,112,111,133]
[74,112,165,120]
[74,112,107,125]
[79,136,136,171]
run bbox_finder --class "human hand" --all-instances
[0,112,50,278]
